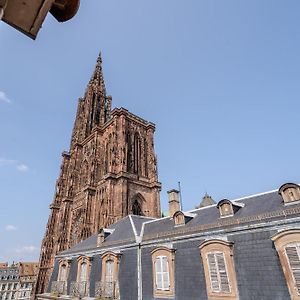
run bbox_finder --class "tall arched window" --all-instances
[133,133,140,174]
[132,199,142,216]
[101,252,121,298]
[199,240,238,300]
[58,264,67,282]
[105,260,113,284]
[151,247,175,298]
[272,229,300,300]
[79,262,87,282]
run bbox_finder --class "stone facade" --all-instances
[35,54,161,295]
[0,263,38,300]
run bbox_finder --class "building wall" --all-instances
[89,255,101,297]
[173,240,207,300]
[0,265,37,300]
[118,249,138,299]
[230,230,290,300]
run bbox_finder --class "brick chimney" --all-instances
[168,189,181,216]
[97,230,105,247]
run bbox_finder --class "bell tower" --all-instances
[35,54,161,295]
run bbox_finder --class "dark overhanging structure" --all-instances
[0,0,80,39]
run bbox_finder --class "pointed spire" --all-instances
[89,52,106,94]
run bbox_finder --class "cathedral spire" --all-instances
[89,52,106,95]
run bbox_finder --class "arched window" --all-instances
[132,199,142,216]
[199,240,238,300]
[151,247,175,298]
[105,260,113,284]
[144,138,148,177]
[133,133,140,174]
[58,264,67,282]
[272,229,300,299]
[56,260,71,295]
[79,262,87,282]
[101,252,121,298]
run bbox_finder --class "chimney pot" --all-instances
[168,189,181,216]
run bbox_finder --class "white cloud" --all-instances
[5,225,17,231]
[15,246,39,254]
[0,91,11,103]
[0,158,29,172]
[16,164,29,172]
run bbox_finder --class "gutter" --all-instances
[137,242,142,300]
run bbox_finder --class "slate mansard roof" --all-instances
[58,186,300,257]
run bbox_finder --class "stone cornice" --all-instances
[111,107,156,130]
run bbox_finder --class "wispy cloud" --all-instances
[14,246,39,254]
[0,91,11,104]
[16,164,29,172]
[0,158,17,166]
[5,225,17,231]
[0,158,29,172]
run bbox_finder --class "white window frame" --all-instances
[155,256,170,291]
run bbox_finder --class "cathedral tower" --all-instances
[35,54,161,294]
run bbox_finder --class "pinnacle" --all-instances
[89,52,106,94]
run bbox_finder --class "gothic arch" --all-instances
[131,193,145,216]
[133,132,141,174]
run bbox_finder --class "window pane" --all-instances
[207,253,219,292]
[155,258,162,273]
[59,265,66,282]
[162,272,170,290]
[105,260,113,283]
[162,257,168,273]
[156,273,163,290]
[216,253,230,293]
[80,262,87,282]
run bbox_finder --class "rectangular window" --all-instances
[207,252,230,293]
[155,256,170,291]
[285,244,300,293]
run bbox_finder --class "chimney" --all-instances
[168,189,181,216]
[97,229,105,247]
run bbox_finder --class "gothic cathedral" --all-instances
[35,54,161,294]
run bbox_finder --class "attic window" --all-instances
[97,228,114,247]
[279,183,300,205]
[172,211,195,226]
[217,199,244,218]
[174,211,185,226]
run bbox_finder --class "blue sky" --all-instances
[1,0,300,263]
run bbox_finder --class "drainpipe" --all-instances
[137,242,142,300]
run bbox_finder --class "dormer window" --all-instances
[97,228,115,247]
[174,211,185,226]
[217,199,244,218]
[173,211,195,226]
[279,183,300,205]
